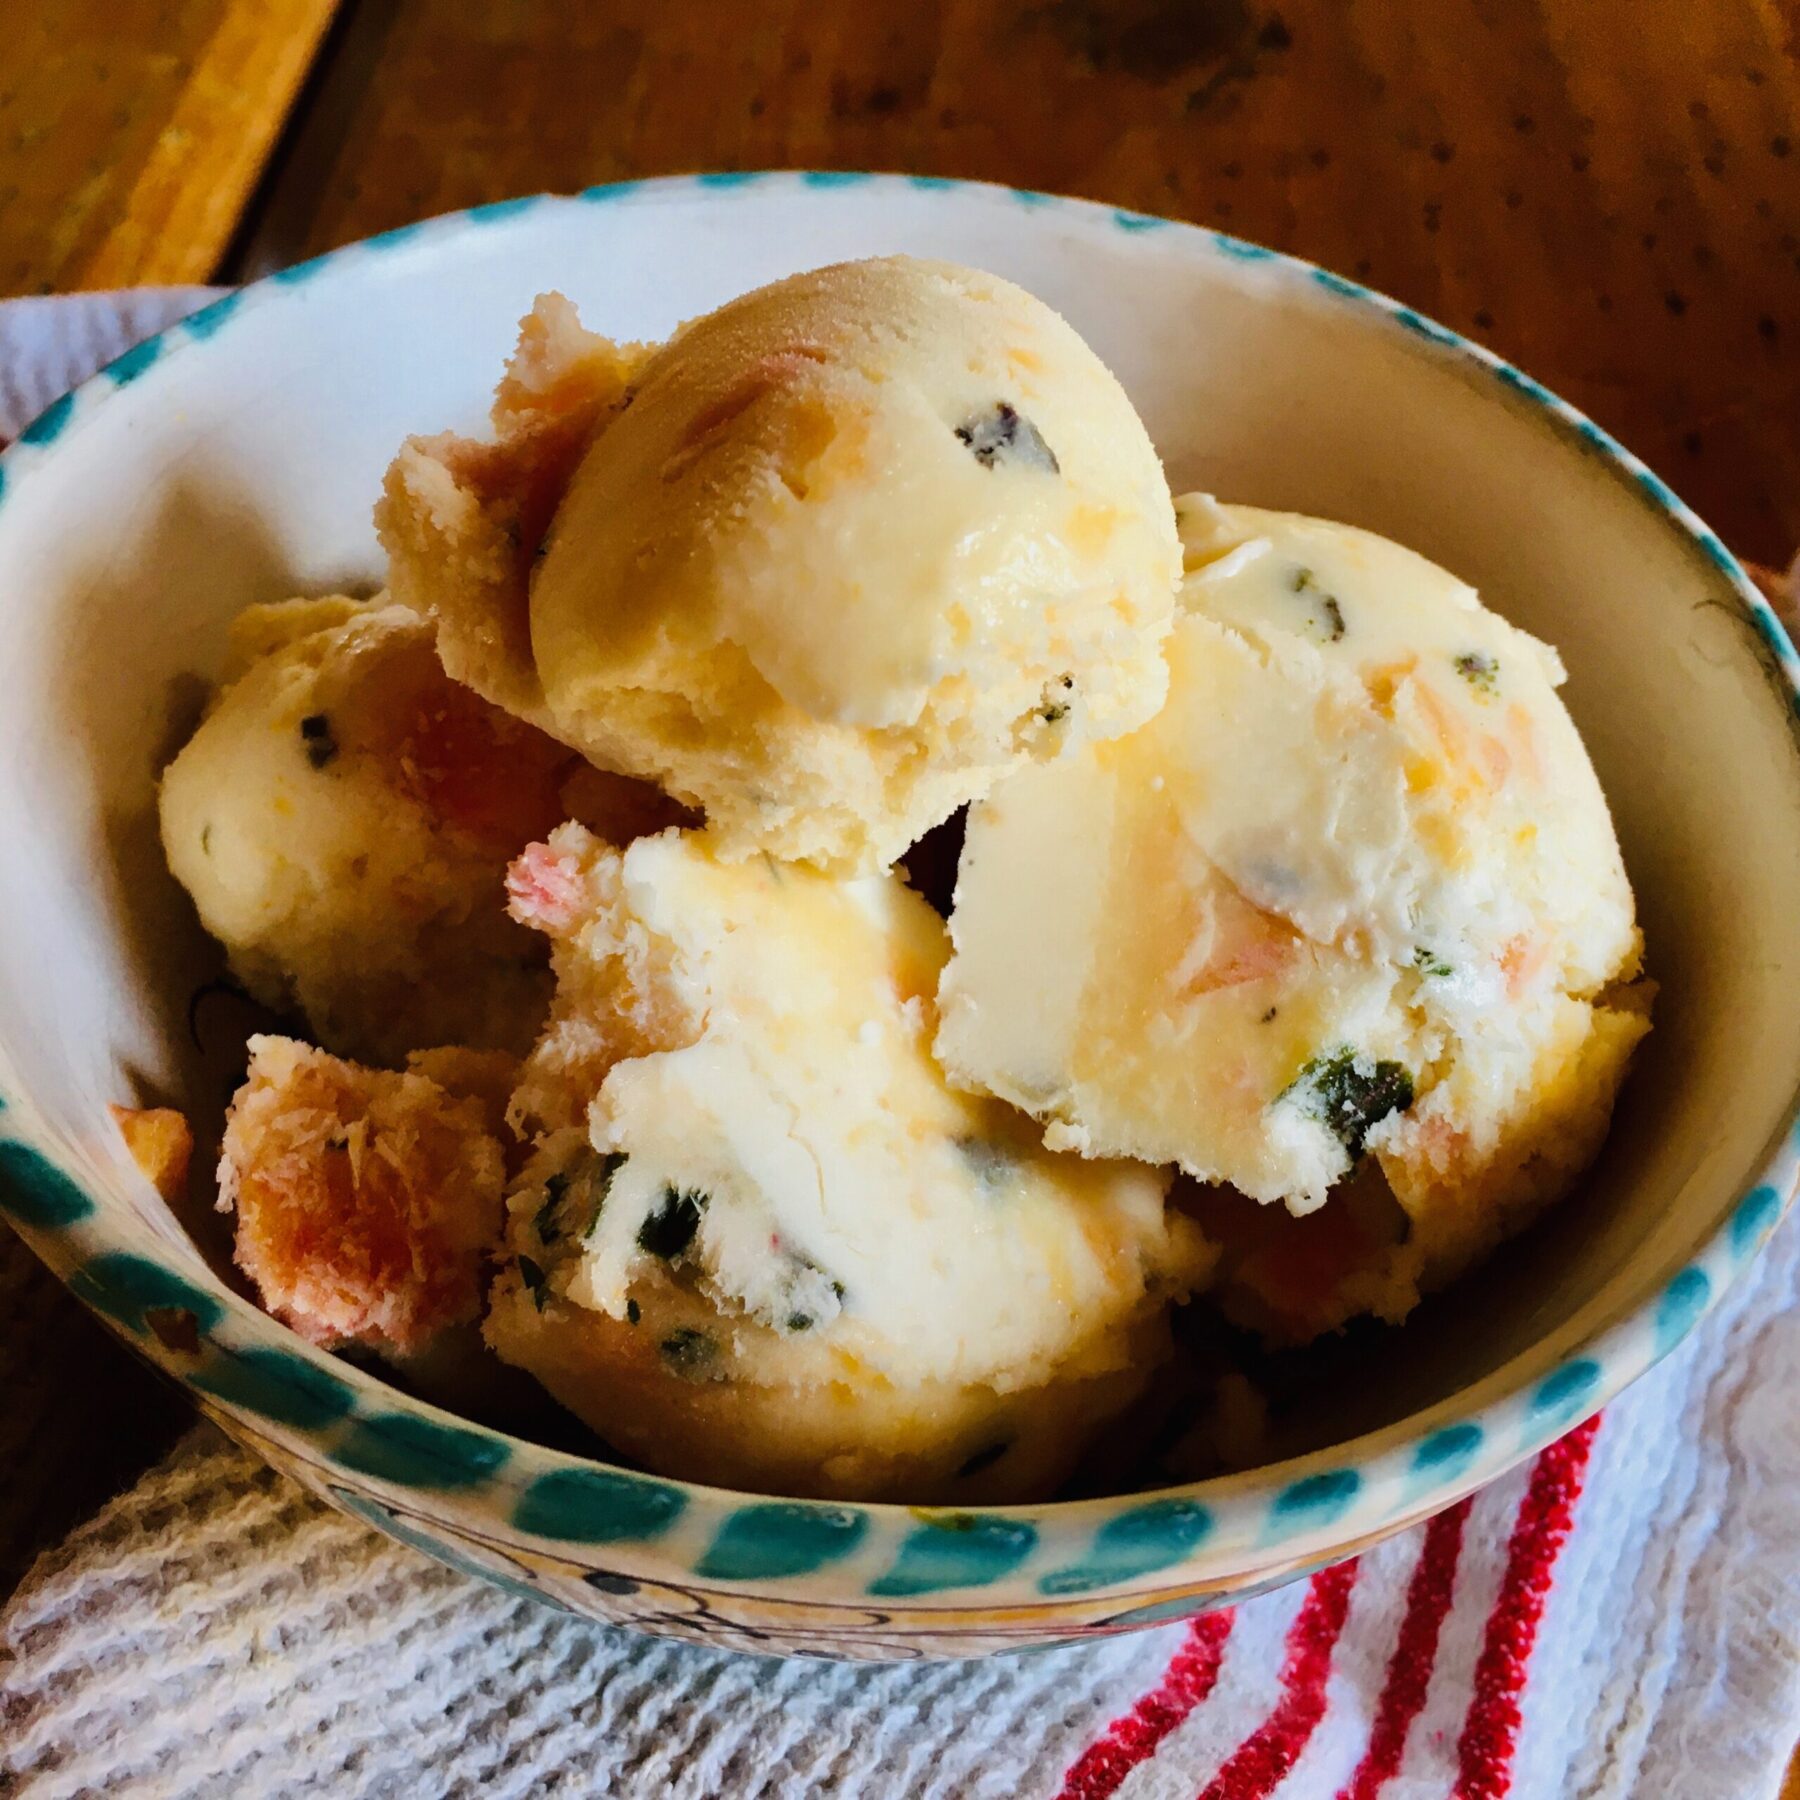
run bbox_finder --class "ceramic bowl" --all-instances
[2,174,1797,1662]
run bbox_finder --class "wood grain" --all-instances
[228,0,1800,564]
[0,0,341,296]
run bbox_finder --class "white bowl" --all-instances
[0,174,1796,1660]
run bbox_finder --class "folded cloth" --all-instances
[0,289,220,441]
[1,290,1796,1800]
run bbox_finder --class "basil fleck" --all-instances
[1280,1045,1415,1160]
[1453,650,1498,695]
[956,1440,1011,1478]
[587,1151,627,1238]
[660,1327,717,1376]
[637,1185,707,1259]
[1291,567,1347,642]
[955,1136,1016,1190]
[1037,672,1076,725]
[533,1171,571,1245]
[299,713,338,769]
[1413,947,1454,978]
[953,401,1060,473]
[518,1255,550,1312]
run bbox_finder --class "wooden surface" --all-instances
[1,0,1797,1765]
[242,0,1800,567]
[0,0,341,294]
[3,1,1796,557]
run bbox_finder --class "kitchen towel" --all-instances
[0,289,1796,1800]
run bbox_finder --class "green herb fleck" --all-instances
[637,1185,707,1260]
[200,823,213,855]
[1291,567,1347,642]
[1412,947,1454,978]
[518,1255,550,1312]
[956,1441,1011,1478]
[533,1171,571,1245]
[586,1151,627,1237]
[786,1311,814,1332]
[1453,650,1498,695]
[954,401,1060,473]
[1280,1046,1415,1160]
[1037,673,1076,725]
[625,1297,641,1326]
[955,1137,1016,1190]
[660,1327,717,1376]
[299,713,338,769]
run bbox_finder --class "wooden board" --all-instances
[227,0,1800,564]
[0,0,341,295]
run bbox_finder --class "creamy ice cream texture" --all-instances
[159,597,577,1062]
[178,257,1654,1488]
[938,496,1649,1302]
[384,259,1183,873]
[485,823,1211,1501]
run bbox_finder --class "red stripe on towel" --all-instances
[1198,1558,1361,1800]
[1056,1609,1237,1800]
[1336,1496,1474,1799]
[1452,1415,1603,1799]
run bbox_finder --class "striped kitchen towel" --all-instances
[1,291,1796,1800]
[1,1211,1792,1800]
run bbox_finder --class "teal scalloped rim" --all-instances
[0,173,1796,1614]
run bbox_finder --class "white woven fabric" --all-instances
[0,289,219,441]
[1,292,1796,1800]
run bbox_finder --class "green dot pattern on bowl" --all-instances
[1731,1184,1781,1257]
[1529,1358,1601,1425]
[1038,1497,1214,1596]
[695,1502,869,1582]
[334,1412,511,1490]
[1654,1266,1712,1357]
[0,1140,97,1228]
[191,1344,357,1430]
[17,392,74,447]
[183,290,244,339]
[513,1466,687,1544]
[867,1513,1038,1597]
[105,335,162,386]
[68,1250,225,1336]
[1264,1469,1362,1542]
[1411,1423,1484,1480]
[468,195,539,225]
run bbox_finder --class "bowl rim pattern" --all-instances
[0,171,1796,1617]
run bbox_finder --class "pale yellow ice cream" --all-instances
[160,598,573,1061]
[382,260,1182,873]
[159,597,681,1064]
[484,823,1212,1501]
[938,496,1649,1334]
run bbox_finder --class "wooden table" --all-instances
[4,0,1799,564]
[2,1,1797,1777]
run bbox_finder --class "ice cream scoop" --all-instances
[484,823,1212,1502]
[384,260,1182,873]
[938,497,1650,1327]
